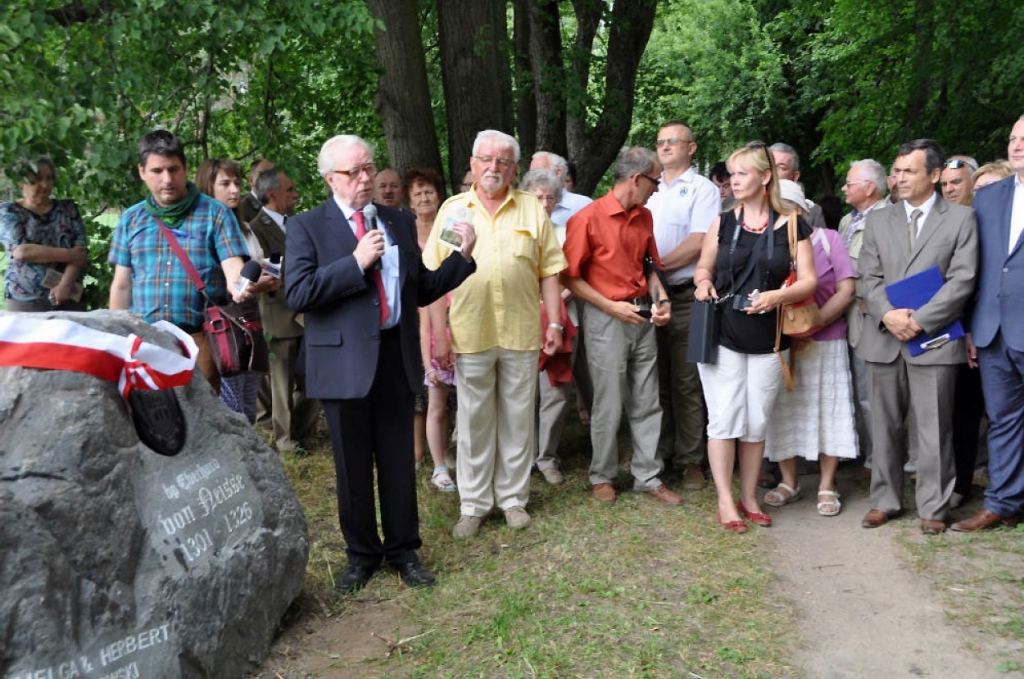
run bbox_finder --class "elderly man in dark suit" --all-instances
[857,138,978,534]
[249,168,320,453]
[285,135,477,592]
[953,115,1024,531]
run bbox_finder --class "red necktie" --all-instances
[352,209,390,326]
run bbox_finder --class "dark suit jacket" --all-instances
[970,175,1024,351]
[238,193,263,226]
[856,195,978,365]
[249,210,303,339]
[285,199,475,400]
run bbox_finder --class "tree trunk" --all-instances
[567,0,656,195]
[368,0,443,177]
[528,0,566,158]
[437,0,513,184]
[513,0,536,159]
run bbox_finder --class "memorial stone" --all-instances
[0,311,309,678]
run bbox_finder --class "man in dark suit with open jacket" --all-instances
[286,135,477,592]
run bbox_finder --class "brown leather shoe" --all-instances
[861,508,903,528]
[920,519,946,535]
[592,483,616,503]
[951,509,1019,532]
[682,464,707,490]
[645,484,683,506]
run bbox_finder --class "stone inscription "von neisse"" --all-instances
[9,623,172,679]
[135,455,265,572]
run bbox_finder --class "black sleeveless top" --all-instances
[713,209,812,354]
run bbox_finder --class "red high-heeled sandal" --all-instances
[717,511,748,533]
[737,502,772,527]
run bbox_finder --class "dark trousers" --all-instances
[952,363,985,496]
[322,329,420,568]
[979,333,1024,517]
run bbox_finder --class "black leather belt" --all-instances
[669,282,697,294]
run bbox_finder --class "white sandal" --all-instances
[817,489,842,517]
[764,482,803,507]
[431,467,456,493]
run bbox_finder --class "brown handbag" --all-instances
[774,213,821,390]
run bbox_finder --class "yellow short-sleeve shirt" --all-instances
[422,187,567,353]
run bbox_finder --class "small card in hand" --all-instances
[439,207,474,251]
[42,268,84,302]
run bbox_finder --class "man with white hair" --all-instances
[770,142,827,229]
[529,151,592,225]
[286,134,478,592]
[424,130,567,538]
[839,158,890,465]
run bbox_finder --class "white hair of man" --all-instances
[317,134,373,176]
[520,168,564,203]
[532,151,569,178]
[473,130,520,163]
[850,159,888,197]
[769,142,800,172]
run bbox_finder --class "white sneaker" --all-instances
[453,515,482,539]
[504,506,532,530]
[540,467,564,485]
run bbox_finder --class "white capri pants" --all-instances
[697,345,787,442]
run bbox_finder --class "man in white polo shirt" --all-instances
[645,120,719,489]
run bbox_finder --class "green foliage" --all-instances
[1,0,379,307]
[632,0,789,166]
[633,0,1024,193]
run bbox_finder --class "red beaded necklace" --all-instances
[741,208,769,233]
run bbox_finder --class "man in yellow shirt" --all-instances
[423,130,566,539]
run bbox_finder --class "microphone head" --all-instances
[363,203,378,226]
[240,259,263,281]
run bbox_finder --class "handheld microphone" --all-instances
[235,259,263,295]
[363,204,382,270]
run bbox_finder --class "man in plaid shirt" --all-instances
[109,130,250,391]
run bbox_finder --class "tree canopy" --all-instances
[3,0,1024,268]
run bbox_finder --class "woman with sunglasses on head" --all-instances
[692,142,817,532]
[1,158,89,311]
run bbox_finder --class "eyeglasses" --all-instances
[944,159,977,171]
[639,173,660,186]
[655,137,694,147]
[331,163,377,180]
[472,155,515,169]
[844,179,872,188]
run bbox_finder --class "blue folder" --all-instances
[885,266,965,356]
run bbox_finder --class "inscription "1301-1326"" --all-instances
[144,459,264,569]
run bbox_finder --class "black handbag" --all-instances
[687,299,720,364]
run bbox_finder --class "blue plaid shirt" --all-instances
[109,194,248,328]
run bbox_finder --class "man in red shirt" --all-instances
[561,147,680,505]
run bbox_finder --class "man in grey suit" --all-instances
[857,138,978,534]
[249,168,320,452]
[953,115,1024,531]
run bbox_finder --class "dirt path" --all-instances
[764,468,1001,678]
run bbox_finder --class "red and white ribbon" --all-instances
[0,316,197,401]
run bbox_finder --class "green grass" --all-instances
[276,424,797,678]
[898,519,1024,673]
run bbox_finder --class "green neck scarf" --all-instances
[144,182,200,227]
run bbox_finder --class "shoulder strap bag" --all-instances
[155,218,268,376]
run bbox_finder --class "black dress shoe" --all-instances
[336,563,377,593]
[393,560,436,588]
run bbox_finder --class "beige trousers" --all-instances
[455,347,537,516]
